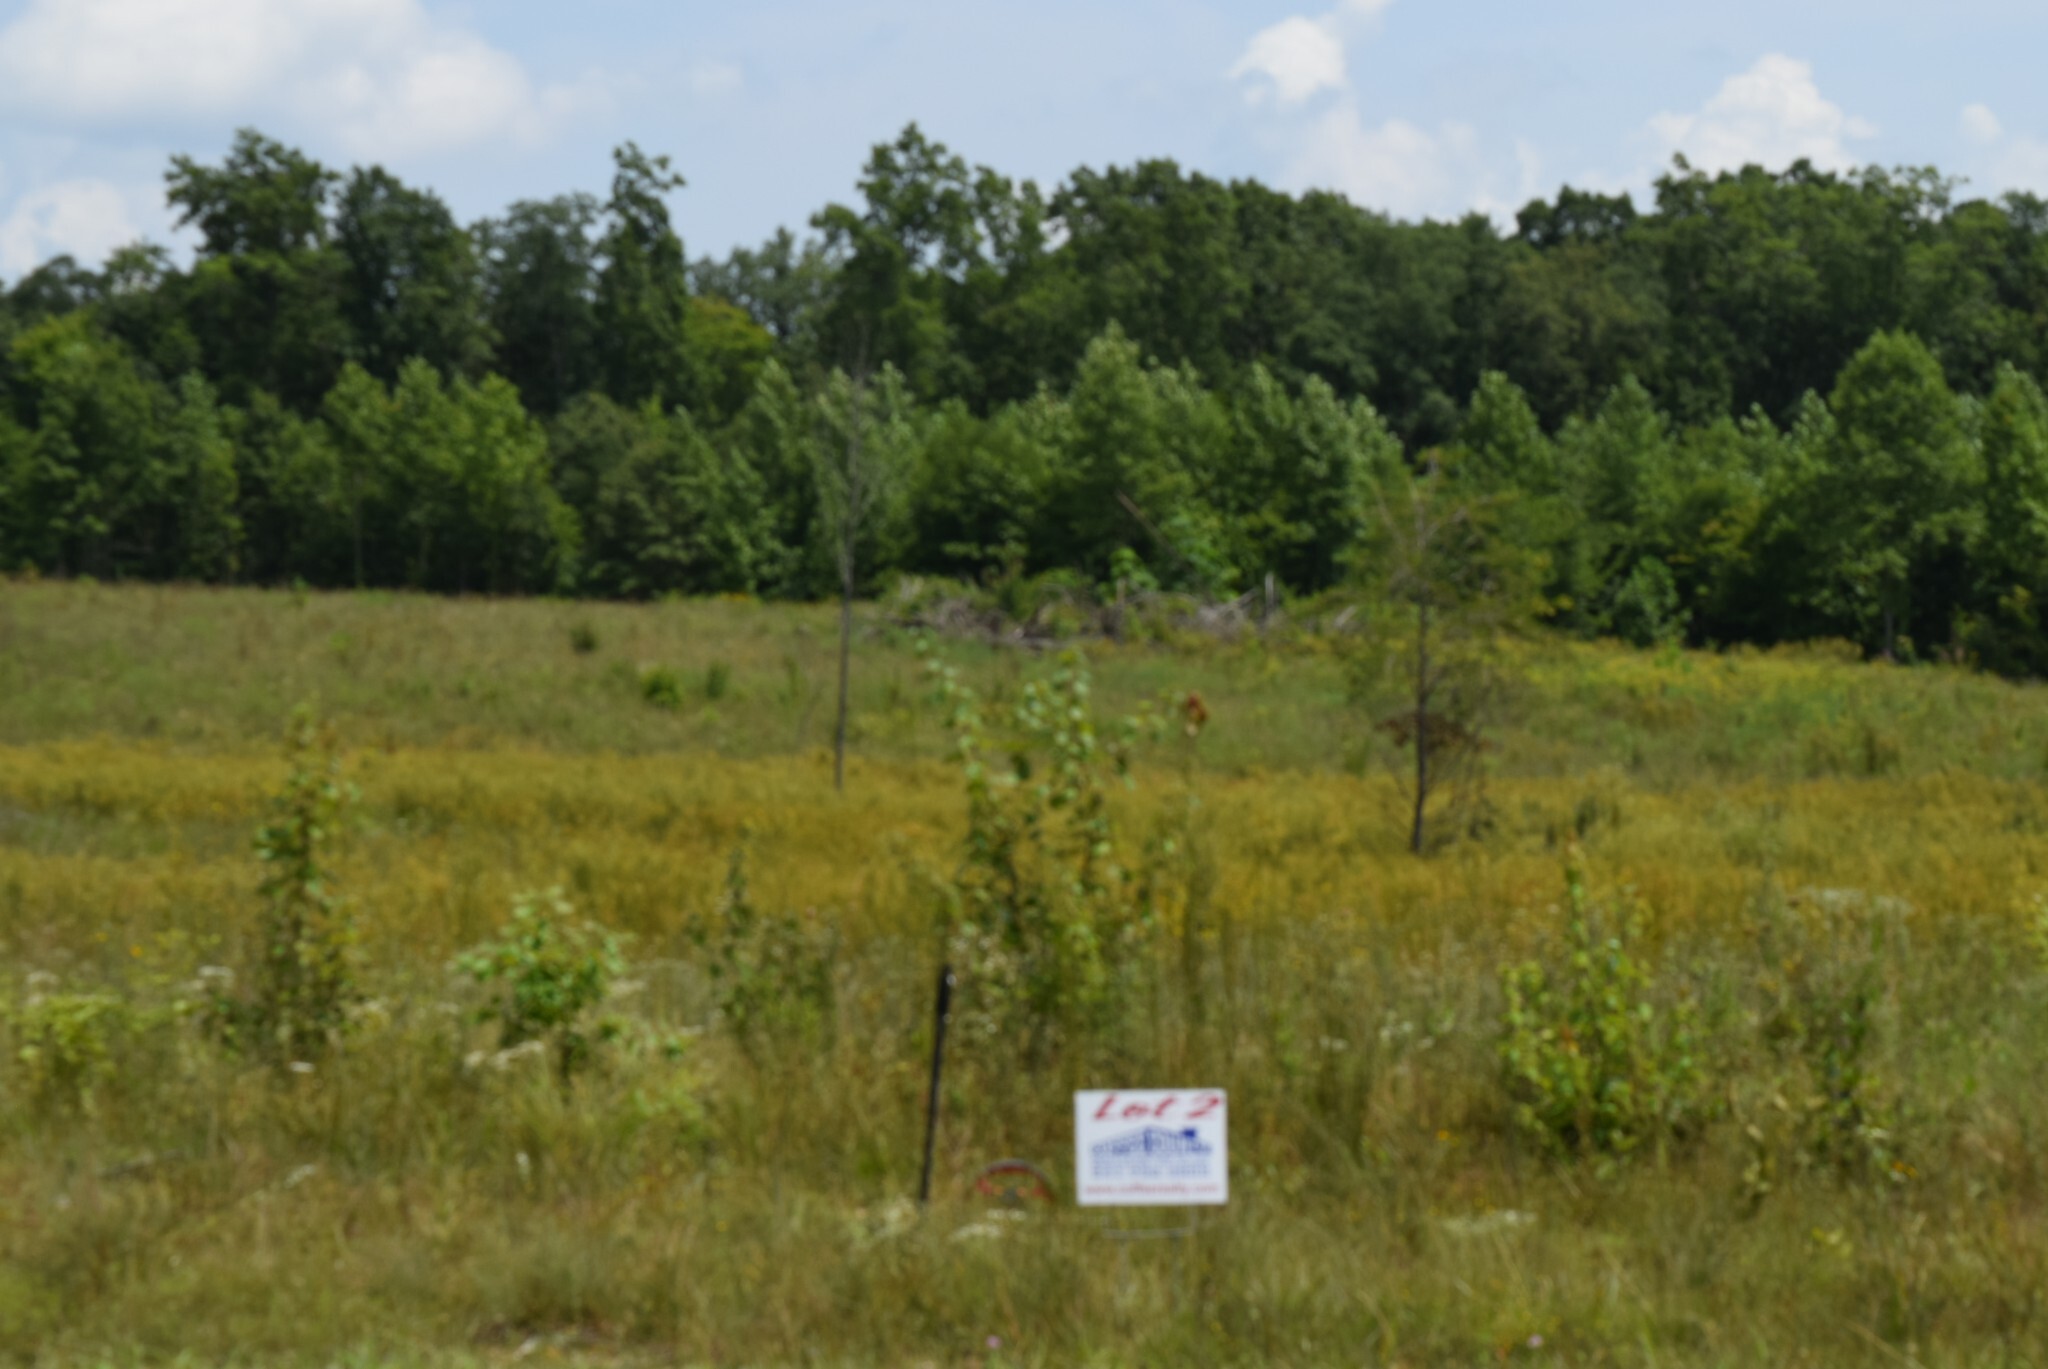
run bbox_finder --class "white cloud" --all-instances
[0,179,142,276]
[1228,0,1392,108]
[0,0,598,158]
[1952,103,2048,197]
[1648,54,1874,174]
[1230,17,1347,107]
[1286,106,1487,220]
[1962,103,2004,145]
[1230,0,1515,221]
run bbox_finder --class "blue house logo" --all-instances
[1090,1126,1214,1179]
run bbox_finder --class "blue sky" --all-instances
[0,0,2044,281]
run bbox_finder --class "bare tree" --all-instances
[812,366,910,791]
[1354,460,1543,854]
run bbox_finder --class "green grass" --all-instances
[6,580,2048,1365]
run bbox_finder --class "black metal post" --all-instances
[917,963,955,1206]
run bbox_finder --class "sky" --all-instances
[1,0,2045,281]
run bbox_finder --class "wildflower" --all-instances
[288,1060,315,1075]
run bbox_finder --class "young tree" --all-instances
[1355,461,1544,854]
[813,366,911,790]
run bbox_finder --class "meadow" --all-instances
[5,579,2048,1366]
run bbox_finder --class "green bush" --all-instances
[1500,856,1706,1159]
[7,984,137,1114]
[456,888,626,1084]
[569,622,600,654]
[922,641,1167,1059]
[640,665,684,711]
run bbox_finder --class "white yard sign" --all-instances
[1073,1089,1228,1207]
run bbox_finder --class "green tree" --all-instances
[579,404,769,598]
[478,195,601,416]
[334,165,490,383]
[3,314,168,577]
[162,374,242,580]
[1040,325,1201,584]
[1814,331,1982,657]
[319,362,395,586]
[167,129,349,410]
[595,144,694,410]
[230,390,348,584]
[814,366,913,789]
[1970,364,2048,670]
[1354,463,1545,854]
[726,359,824,597]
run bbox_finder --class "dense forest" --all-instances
[2,125,2047,667]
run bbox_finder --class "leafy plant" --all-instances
[211,707,360,1061]
[922,640,1164,1058]
[1500,854,1706,1159]
[1753,888,1905,1178]
[640,665,684,711]
[457,888,626,1084]
[704,660,733,701]
[569,622,600,654]
[7,982,137,1114]
[1608,556,1684,648]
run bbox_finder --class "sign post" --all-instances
[1073,1089,1226,1306]
[1073,1089,1228,1206]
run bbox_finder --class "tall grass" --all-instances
[4,581,2048,1364]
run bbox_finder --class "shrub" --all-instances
[1609,556,1684,648]
[457,888,626,1084]
[6,982,137,1114]
[704,660,733,701]
[569,622,600,654]
[1500,855,1706,1160]
[922,641,1165,1059]
[640,665,684,711]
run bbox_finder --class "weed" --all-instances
[704,660,733,701]
[1500,854,1706,1160]
[569,623,600,654]
[456,888,626,1084]
[693,844,836,1058]
[6,983,137,1114]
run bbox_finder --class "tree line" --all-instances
[2,125,2047,668]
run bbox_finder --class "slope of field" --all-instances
[3,581,2047,1366]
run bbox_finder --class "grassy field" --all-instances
[5,580,2048,1365]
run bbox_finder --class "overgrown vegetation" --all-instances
[7,584,2048,1363]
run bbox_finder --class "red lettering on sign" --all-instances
[1186,1093,1223,1120]
[1093,1094,1118,1121]
[1153,1095,1179,1118]
[1122,1103,1150,1119]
